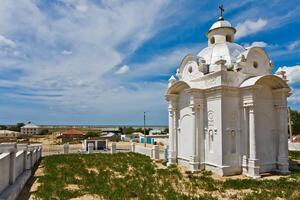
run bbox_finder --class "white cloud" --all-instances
[276,65,300,84]
[287,40,300,51]
[288,88,300,105]
[0,34,16,48]
[244,41,268,48]
[0,0,174,122]
[61,50,73,55]
[236,18,268,39]
[115,65,130,75]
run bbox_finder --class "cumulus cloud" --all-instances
[115,65,130,75]
[244,41,268,48]
[288,88,300,105]
[0,35,16,48]
[276,65,300,84]
[236,18,268,39]
[0,0,172,121]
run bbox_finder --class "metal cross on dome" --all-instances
[219,4,225,19]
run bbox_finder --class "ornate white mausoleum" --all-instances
[166,14,291,178]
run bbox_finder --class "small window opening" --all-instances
[253,61,258,68]
[210,37,215,44]
[188,66,193,73]
[226,35,232,42]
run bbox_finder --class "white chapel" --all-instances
[166,11,291,178]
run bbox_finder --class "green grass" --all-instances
[35,152,300,200]
[289,151,300,160]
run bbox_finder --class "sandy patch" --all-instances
[87,167,99,174]
[70,194,103,200]
[75,175,83,181]
[65,184,80,191]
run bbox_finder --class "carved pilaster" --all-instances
[166,94,179,166]
[187,89,204,171]
[243,101,260,178]
[274,104,290,174]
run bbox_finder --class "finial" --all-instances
[218,5,225,21]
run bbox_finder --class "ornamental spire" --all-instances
[218,5,225,21]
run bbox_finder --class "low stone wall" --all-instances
[289,142,300,151]
[0,153,10,194]
[130,143,160,160]
[134,145,153,157]
[0,143,42,200]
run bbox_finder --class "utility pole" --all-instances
[144,112,146,147]
[288,107,293,141]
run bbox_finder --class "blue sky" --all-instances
[0,0,299,125]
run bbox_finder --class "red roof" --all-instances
[62,129,84,136]
[292,135,300,143]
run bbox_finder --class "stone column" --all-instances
[242,107,249,174]
[276,105,290,174]
[166,94,178,166]
[188,89,203,171]
[247,104,260,178]
[198,101,205,169]
[88,143,94,154]
[189,104,199,171]
[111,142,116,154]
[131,142,136,152]
[63,143,69,154]
[152,145,159,160]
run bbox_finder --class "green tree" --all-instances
[40,129,49,135]
[162,128,169,134]
[8,123,25,132]
[291,109,300,135]
[122,127,135,135]
[85,131,100,138]
[0,125,7,130]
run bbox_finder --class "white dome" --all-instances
[209,20,232,31]
[197,42,245,66]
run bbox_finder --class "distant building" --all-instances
[21,122,41,135]
[58,129,85,143]
[149,129,163,135]
[291,135,300,143]
[0,130,20,138]
[82,139,107,151]
[99,132,119,141]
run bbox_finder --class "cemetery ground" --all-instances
[18,151,300,200]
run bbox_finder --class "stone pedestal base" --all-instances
[246,158,260,179]
[277,156,290,174]
[167,151,177,166]
[242,155,248,175]
[189,156,199,172]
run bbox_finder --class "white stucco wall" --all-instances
[255,85,277,172]
[178,91,193,162]
[221,91,241,171]
[205,93,222,166]
[0,153,10,193]
[15,151,25,178]
[134,145,152,157]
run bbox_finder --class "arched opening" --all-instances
[226,35,232,42]
[210,36,215,44]
[253,61,258,68]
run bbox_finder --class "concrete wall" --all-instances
[134,145,152,157]
[289,142,300,151]
[15,151,25,178]
[0,143,42,199]
[0,153,10,194]
[132,143,160,160]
